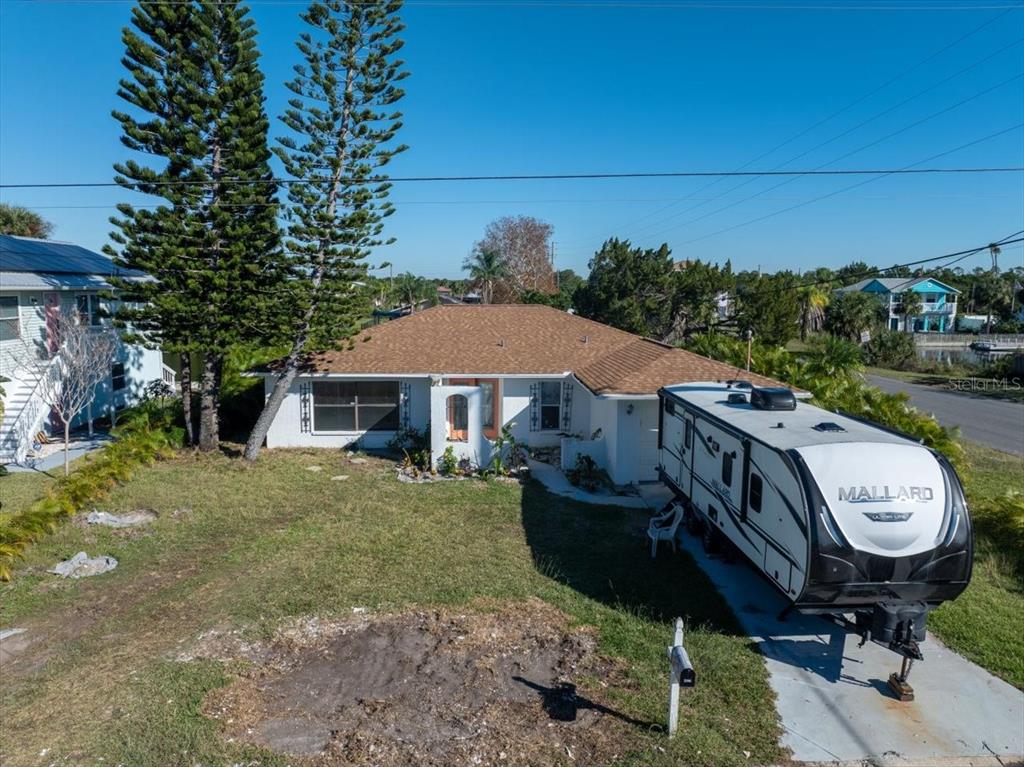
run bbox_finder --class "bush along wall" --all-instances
[0,403,183,580]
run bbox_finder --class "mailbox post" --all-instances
[667,617,696,738]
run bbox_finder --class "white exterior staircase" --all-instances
[0,356,61,465]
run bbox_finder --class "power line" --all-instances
[617,42,1024,246]
[19,191,1015,210]
[557,3,1022,248]
[675,123,1024,247]
[1,166,1021,191]
[7,1,1024,8]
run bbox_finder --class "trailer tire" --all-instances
[685,504,702,536]
[701,520,721,555]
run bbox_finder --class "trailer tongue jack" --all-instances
[889,656,916,702]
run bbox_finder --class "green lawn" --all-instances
[0,471,56,525]
[928,442,1024,688]
[0,450,783,767]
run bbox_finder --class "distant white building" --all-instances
[837,275,960,333]
[0,235,172,464]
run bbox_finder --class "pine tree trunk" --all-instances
[198,352,222,452]
[244,36,358,463]
[180,354,195,447]
[243,355,299,461]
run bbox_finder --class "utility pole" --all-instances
[550,241,558,290]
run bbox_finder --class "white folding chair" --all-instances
[648,503,684,558]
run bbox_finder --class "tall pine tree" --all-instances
[244,0,407,461]
[108,0,280,451]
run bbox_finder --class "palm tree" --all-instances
[462,249,508,304]
[393,272,429,312]
[797,286,830,341]
[896,290,923,333]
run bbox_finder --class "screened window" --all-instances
[312,381,399,432]
[112,363,126,391]
[749,473,763,513]
[0,296,19,341]
[539,381,561,430]
[722,452,734,486]
[76,294,103,326]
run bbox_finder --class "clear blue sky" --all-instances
[1,0,1022,279]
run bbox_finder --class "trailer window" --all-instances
[684,420,692,450]
[722,452,734,486]
[749,473,763,512]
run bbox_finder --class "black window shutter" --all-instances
[529,383,539,432]
[561,381,573,431]
[400,381,411,429]
[300,382,312,433]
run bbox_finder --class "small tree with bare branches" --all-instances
[13,310,118,475]
[473,216,556,301]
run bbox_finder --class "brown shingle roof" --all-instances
[302,304,790,396]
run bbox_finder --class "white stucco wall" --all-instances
[263,375,430,449]
[499,376,576,447]
[430,384,489,469]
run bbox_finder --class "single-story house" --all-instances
[837,275,960,333]
[258,304,788,486]
[0,235,172,463]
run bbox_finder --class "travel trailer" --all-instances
[657,381,972,680]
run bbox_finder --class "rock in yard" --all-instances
[86,509,157,528]
[306,465,323,472]
[330,475,349,481]
[49,552,118,579]
[349,457,368,465]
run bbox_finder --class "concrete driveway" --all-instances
[865,374,1023,455]
[674,532,1024,765]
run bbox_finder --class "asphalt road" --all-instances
[865,374,1024,456]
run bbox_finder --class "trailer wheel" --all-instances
[684,505,702,536]
[701,520,721,555]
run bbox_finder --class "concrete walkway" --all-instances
[866,374,1024,455]
[527,459,673,510]
[3,435,111,474]
[674,530,1024,765]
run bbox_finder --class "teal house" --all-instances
[838,276,960,333]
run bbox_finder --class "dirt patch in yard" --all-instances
[199,599,645,766]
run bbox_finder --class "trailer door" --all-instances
[680,410,695,497]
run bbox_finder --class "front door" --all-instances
[637,401,661,482]
[43,292,60,353]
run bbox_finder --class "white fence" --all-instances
[914,333,1024,348]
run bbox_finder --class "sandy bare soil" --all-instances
[196,599,644,766]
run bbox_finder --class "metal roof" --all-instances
[0,271,116,290]
[838,276,960,295]
[0,235,142,277]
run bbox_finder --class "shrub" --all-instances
[437,445,459,476]
[0,401,182,580]
[863,329,916,369]
[565,454,610,492]
[971,492,1024,577]
[388,426,431,473]
[489,423,527,476]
